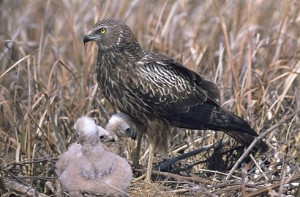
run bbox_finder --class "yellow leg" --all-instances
[145,143,154,182]
[132,131,143,167]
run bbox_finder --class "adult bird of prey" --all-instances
[83,19,268,181]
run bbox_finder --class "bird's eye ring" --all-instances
[99,27,106,34]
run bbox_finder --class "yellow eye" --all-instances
[99,27,106,34]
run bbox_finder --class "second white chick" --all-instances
[105,113,137,158]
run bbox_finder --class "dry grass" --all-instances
[0,0,299,196]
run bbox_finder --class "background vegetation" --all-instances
[0,0,299,196]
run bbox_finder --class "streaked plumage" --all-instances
[84,19,267,179]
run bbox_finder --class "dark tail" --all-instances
[208,108,268,152]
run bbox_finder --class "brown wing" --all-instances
[120,52,248,131]
[133,52,220,111]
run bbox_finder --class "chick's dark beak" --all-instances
[105,136,116,143]
[100,135,116,143]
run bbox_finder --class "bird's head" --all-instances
[73,116,99,144]
[74,116,116,145]
[106,113,137,140]
[83,19,141,53]
[97,126,116,143]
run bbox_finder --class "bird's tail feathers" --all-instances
[223,130,268,152]
[209,109,268,152]
[208,109,255,135]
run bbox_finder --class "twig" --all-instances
[247,173,300,197]
[134,168,214,185]
[249,154,268,181]
[0,176,8,193]
[241,163,247,196]
[157,143,216,171]
[226,111,299,180]
[3,177,50,197]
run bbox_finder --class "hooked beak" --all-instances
[83,30,97,44]
[131,131,137,140]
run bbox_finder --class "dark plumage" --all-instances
[84,19,267,180]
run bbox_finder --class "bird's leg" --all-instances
[132,131,143,167]
[145,143,154,182]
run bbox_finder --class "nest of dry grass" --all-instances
[0,0,299,196]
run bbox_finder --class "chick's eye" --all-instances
[99,135,105,140]
[125,128,131,135]
[99,27,106,34]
